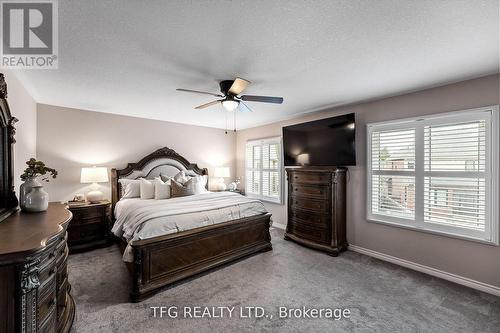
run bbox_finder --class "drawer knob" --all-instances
[294,188,298,191]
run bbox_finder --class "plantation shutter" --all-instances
[245,137,282,203]
[370,128,416,219]
[423,120,486,230]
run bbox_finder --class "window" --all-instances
[246,137,283,203]
[367,106,499,244]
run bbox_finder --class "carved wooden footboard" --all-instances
[127,213,272,302]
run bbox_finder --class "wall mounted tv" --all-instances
[283,113,356,167]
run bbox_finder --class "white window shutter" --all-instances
[245,138,283,203]
[423,121,487,230]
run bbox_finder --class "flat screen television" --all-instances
[283,113,356,167]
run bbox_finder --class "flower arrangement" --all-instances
[20,158,58,182]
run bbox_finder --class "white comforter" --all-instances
[112,192,267,261]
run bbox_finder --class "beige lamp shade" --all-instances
[80,167,109,183]
[297,153,310,166]
[214,167,230,178]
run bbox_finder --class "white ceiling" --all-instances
[13,0,500,130]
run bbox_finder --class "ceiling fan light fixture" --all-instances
[222,99,239,111]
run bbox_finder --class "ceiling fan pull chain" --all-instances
[225,110,228,134]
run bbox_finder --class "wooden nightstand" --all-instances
[66,200,113,253]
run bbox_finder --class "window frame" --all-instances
[366,106,499,245]
[245,136,284,204]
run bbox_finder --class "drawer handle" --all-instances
[49,252,56,259]
[50,268,56,276]
[294,188,298,191]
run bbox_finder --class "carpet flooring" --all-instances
[68,228,500,332]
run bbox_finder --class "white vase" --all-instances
[25,186,49,212]
[19,178,42,211]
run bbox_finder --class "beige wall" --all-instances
[37,104,236,202]
[2,70,37,192]
[236,74,500,288]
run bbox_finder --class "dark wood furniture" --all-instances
[0,203,75,332]
[111,147,272,302]
[0,73,19,223]
[284,168,348,256]
[67,201,113,253]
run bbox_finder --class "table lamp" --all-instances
[214,167,230,191]
[80,166,109,203]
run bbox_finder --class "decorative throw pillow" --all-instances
[159,173,173,183]
[171,179,195,198]
[119,179,140,198]
[140,178,155,199]
[173,170,190,184]
[154,177,171,200]
[185,175,208,194]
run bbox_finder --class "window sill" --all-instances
[366,216,499,246]
[245,193,282,205]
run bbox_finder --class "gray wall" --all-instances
[37,104,236,201]
[236,74,500,288]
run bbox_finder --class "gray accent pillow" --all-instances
[171,179,195,198]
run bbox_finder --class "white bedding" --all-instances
[112,191,268,261]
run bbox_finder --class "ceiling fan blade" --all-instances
[238,101,253,113]
[240,95,283,104]
[177,88,223,97]
[228,78,251,95]
[194,100,221,109]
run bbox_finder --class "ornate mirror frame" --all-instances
[0,73,19,222]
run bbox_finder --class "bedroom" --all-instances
[0,1,499,332]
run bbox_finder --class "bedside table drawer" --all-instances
[71,216,104,226]
[68,223,104,242]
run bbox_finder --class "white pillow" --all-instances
[174,170,190,184]
[119,179,140,198]
[154,177,171,200]
[185,175,208,194]
[140,178,155,199]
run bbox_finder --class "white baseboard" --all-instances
[272,222,286,230]
[348,244,500,297]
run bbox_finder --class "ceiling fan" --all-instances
[176,78,283,112]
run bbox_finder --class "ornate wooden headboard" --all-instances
[110,147,208,214]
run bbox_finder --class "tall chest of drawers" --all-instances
[0,203,75,333]
[284,168,348,256]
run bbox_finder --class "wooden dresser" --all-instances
[67,201,112,253]
[284,168,348,256]
[0,203,75,333]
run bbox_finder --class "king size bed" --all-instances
[110,147,272,302]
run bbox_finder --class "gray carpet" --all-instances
[68,228,500,332]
